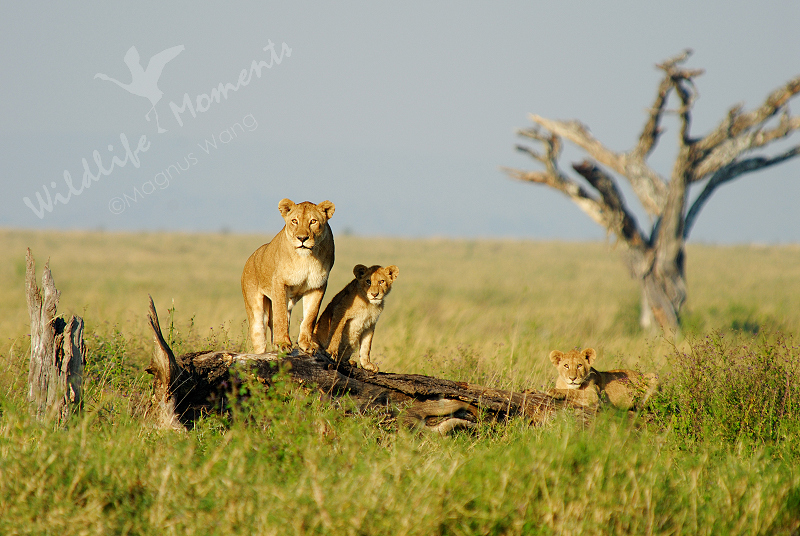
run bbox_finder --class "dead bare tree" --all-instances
[506,50,800,332]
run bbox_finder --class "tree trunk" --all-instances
[626,245,686,334]
[144,297,584,432]
[640,264,686,334]
[25,249,85,422]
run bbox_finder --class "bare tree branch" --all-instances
[672,76,700,147]
[515,126,562,172]
[506,126,626,230]
[692,74,800,179]
[633,77,672,160]
[572,160,646,247]
[684,145,800,238]
[634,50,698,156]
[529,115,667,216]
[529,115,625,176]
[693,109,800,181]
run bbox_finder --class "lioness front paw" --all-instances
[298,335,319,355]
[546,388,566,400]
[274,340,293,354]
[361,361,379,373]
[298,341,319,355]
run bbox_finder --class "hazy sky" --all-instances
[2,2,799,243]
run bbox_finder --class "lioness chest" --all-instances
[272,253,331,302]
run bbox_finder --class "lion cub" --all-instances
[314,264,399,373]
[546,347,657,410]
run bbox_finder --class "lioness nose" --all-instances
[297,235,309,243]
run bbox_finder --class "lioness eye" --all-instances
[310,219,317,224]
[292,219,298,225]
[577,364,583,368]
[379,280,385,284]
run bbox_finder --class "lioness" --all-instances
[241,198,335,354]
[314,264,399,373]
[546,347,657,410]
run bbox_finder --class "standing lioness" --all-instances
[241,198,335,354]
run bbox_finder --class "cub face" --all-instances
[549,348,597,389]
[278,198,335,256]
[353,264,399,304]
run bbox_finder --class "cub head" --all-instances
[353,264,399,304]
[278,199,335,256]
[549,347,597,389]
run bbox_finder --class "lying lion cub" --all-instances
[241,199,335,354]
[314,264,399,373]
[546,347,657,410]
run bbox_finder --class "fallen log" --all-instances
[144,297,584,432]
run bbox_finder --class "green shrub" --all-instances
[651,332,800,450]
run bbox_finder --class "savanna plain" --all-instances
[1,228,800,535]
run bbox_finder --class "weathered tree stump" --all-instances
[25,249,85,422]
[145,297,583,432]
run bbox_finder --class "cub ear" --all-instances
[548,350,564,366]
[582,348,597,366]
[385,265,399,281]
[317,200,335,220]
[353,264,369,279]
[278,198,295,218]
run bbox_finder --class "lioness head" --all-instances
[278,199,335,256]
[353,264,399,304]
[549,348,597,389]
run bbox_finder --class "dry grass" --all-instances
[5,229,800,386]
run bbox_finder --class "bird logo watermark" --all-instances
[94,45,185,134]
[22,41,290,220]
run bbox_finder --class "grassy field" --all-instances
[1,228,800,534]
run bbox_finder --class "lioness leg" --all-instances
[270,289,293,352]
[245,291,270,354]
[298,286,325,354]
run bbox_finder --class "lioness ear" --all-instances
[278,198,295,218]
[582,348,597,366]
[353,264,369,279]
[548,350,563,366]
[317,200,335,220]
[385,265,399,281]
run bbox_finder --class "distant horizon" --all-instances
[3,226,798,248]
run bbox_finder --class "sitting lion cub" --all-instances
[546,347,657,410]
[314,264,399,373]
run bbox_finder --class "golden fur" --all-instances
[546,348,658,410]
[241,199,335,354]
[314,264,399,372]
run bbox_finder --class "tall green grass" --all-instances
[2,351,799,535]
